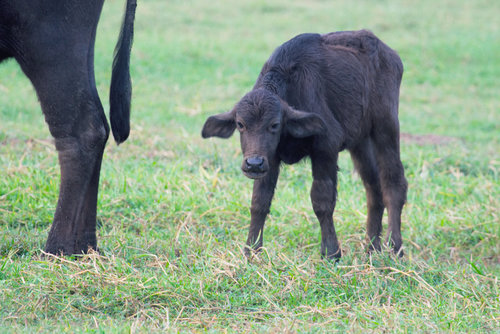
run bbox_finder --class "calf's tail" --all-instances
[110,0,137,144]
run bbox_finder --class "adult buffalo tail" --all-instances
[110,0,137,144]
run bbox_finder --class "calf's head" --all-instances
[202,89,326,179]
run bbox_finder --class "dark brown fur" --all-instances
[202,30,407,259]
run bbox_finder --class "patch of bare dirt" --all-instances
[400,133,458,146]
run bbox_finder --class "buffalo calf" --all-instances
[0,0,137,255]
[202,30,407,259]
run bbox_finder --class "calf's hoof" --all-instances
[244,244,262,259]
[321,248,342,262]
[393,246,404,258]
[366,237,382,253]
[387,238,404,258]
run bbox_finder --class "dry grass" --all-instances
[1,0,499,332]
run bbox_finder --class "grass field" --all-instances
[1,0,499,332]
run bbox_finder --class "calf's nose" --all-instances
[245,156,265,172]
[246,156,264,167]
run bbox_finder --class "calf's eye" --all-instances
[270,123,280,131]
[236,121,244,130]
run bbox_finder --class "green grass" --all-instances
[1,0,499,332]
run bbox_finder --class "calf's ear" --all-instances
[284,107,327,138]
[201,111,236,138]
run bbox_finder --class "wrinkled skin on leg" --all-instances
[44,110,108,254]
[1,0,136,255]
[32,63,109,255]
[2,1,107,254]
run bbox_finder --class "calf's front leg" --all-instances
[310,153,341,260]
[245,158,280,257]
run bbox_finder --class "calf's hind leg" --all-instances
[372,119,407,256]
[349,139,385,252]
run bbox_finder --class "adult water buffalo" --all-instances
[0,0,137,255]
[202,30,407,260]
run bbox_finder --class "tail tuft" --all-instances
[109,0,137,144]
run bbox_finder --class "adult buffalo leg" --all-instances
[15,1,108,255]
[349,139,385,252]
[43,109,108,255]
[245,157,280,256]
[310,152,341,260]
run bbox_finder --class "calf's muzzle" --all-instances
[241,156,268,179]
